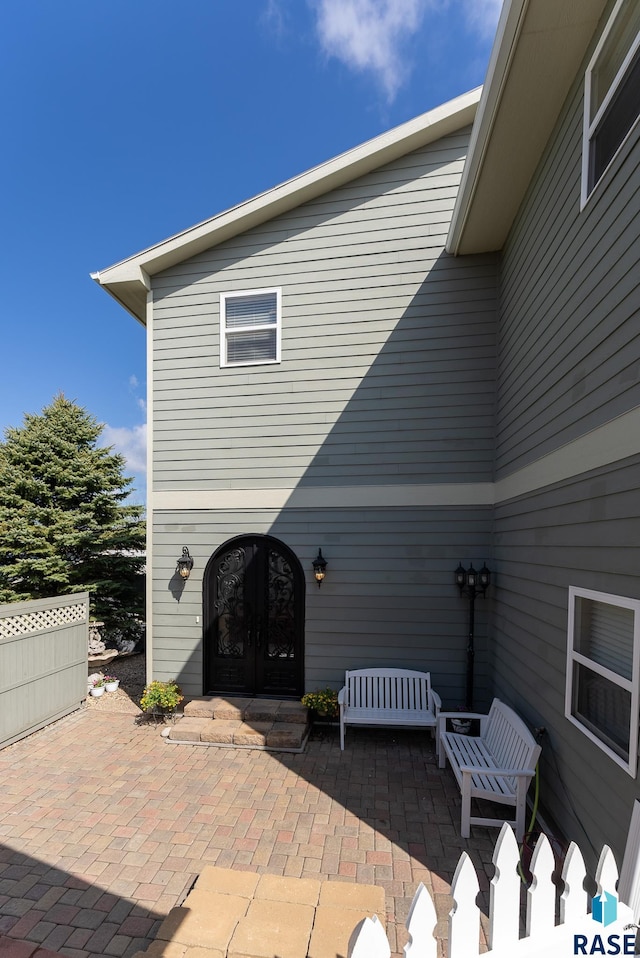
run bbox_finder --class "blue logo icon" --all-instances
[592,891,618,927]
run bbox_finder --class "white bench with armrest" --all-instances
[438,698,541,841]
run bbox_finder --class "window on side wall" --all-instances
[220,288,281,367]
[582,0,640,206]
[566,586,640,775]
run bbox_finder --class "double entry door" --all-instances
[204,535,305,697]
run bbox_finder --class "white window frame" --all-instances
[581,0,640,208]
[220,287,282,368]
[565,585,640,776]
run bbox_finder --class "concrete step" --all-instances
[131,865,386,958]
[168,697,310,751]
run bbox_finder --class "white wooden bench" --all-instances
[438,698,541,841]
[338,668,441,750]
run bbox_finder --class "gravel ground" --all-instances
[86,652,146,713]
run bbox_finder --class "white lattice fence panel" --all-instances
[0,603,87,638]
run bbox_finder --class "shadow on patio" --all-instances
[2,702,502,956]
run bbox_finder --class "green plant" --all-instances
[140,680,183,713]
[103,675,117,684]
[301,687,339,718]
[90,677,105,688]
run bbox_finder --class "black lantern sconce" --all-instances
[312,549,328,588]
[455,562,491,709]
[176,547,194,580]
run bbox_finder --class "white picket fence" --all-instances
[349,822,636,958]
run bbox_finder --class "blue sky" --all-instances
[0,0,501,505]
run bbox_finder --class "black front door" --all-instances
[203,535,305,697]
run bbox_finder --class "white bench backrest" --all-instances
[346,668,431,710]
[483,699,540,770]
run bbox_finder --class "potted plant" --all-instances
[140,680,184,722]
[89,677,106,697]
[104,675,120,692]
[301,687,339,721]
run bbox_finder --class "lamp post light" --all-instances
[455,562,491,709]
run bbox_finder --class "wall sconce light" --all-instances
[312,549,327,588]
[177,547,194,580]
[454,562,491,708]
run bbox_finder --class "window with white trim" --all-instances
[566,586,640,775]
[220,288,281,367]
[582,0,640,205]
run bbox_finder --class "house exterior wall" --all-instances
[492,6,640,863]
[149,128,498,703]
[152,506,493,704]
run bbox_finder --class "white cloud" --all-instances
[129,374,139,389]
[310,0,503,99]
[102,423,147,475]
[312,0,426,101]
[263,0,286,34]
[460,0,502,39]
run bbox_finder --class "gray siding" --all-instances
[152,506,493,706]
[151,129,497,491]
[496,60,640,478]
[493,457,640,864]
[492,9,640,866]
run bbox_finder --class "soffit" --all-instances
[448,0,608,255]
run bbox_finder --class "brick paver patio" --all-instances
[0,709,496,957]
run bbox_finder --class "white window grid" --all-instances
[581,0,640,207]
[565,585,640,776]
[219,287,282,368]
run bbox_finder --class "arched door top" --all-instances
[203,534,305,697]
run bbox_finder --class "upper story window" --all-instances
[582,0,640,206]
[565,586,640,775]
[220,288,281,367]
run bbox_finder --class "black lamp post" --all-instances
[455,562,491,709]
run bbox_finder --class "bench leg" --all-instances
[438,736,446,769]
[340,718,345,751]
[461,773,471,838]
[515,783,527,843]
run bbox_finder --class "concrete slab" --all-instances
[200,720,242,744]
[228,899,314,958]
[318,880,386,914]
[211,698,252,720]
[266,722,307,748]
[254,874,321,907]
[232,723,272,746]
[276,701,309,724]
[156,892,249,951]
[307,906,375,958]
[243,701,281,722]
[184,699,216,718]
[193,868,260,899]
[168,718,210,742]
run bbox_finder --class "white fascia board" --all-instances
[447,0,608,255]
[92,88,481,322]
[446,0,527,256]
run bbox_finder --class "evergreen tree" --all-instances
[0,395,145,634]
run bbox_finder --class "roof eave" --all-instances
[93,87,481,323]
[447,0,608,256]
